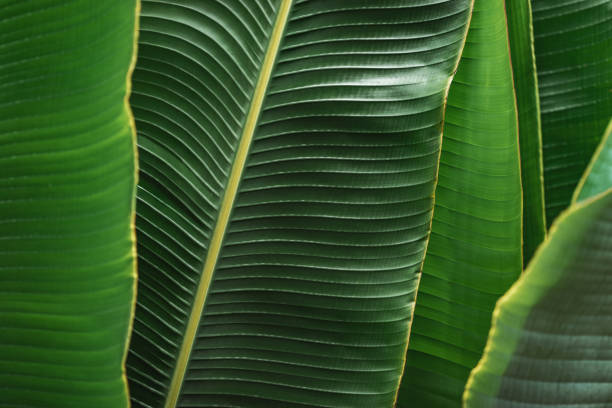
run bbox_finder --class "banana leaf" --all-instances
[125,0,472,407]
[396,0,523,406]
[0,1,138,407]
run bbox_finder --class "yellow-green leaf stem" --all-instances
[164,2,293,406]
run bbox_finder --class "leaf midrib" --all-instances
[163,1,293,406]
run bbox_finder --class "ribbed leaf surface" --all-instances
[464,124,612,407]
[506,0,546,264]
[125,1,472,407]
[534,0,612,224]
[397,1,523,406]
[0,1,138,407]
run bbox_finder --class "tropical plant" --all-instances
[0,1,610,408]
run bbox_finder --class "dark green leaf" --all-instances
[125,1,472,407]
[534,0,612,224]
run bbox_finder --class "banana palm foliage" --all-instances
[1,1,611,407]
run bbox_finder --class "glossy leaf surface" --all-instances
[125,1,472,407]
[464,124,612,406]
[0,1,138,407]
[397,1,523,406]
[534,0,612,224]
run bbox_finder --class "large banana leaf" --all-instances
[464,119,612,407]
[125,1,472,407]
[0,1,138,407]
[397,0,523,406]
[533,0,612,224]
[505,0,546,264]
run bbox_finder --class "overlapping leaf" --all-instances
[0,1,138,407]
[125,0,473,406]
[464,120,612,407]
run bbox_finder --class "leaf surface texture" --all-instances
[464,123,612,407]
[533,0,612,223]
[397,1,523,406]
[125,0,473,407]
[0,1,138,407]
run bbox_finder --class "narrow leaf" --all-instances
[505,0,546,264]
[397,0,523,406]
[464,123,612,406]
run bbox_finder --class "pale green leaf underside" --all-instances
[396,1,522,406]
[0,1,138,407]
[126,0,472,407]
[464,124,612,407]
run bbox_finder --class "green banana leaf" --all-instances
[505,0,546,264]
[397,0,523,406]
[0,1,138,407]
[125,0,472,406]
[534,0,612,224]
[464,119,612,407]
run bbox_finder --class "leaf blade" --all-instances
[0,1,139,407]
[397,0,523,405]
[506,0,547,264]
[126,1,473,406]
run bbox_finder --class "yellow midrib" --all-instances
[163,1,293,406]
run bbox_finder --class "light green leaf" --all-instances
[0,1,138,407]
[534,0,612,224]
[573,119,612,203]
[464,122,612,407]
[506,0,546,264]
[125,1,472,407]
[397,0,523,406]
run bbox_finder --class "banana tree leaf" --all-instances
[397,1,523,406]
[0,1,138,407]
[464,123,612,407]
[125,1,472,407]
[533,0,612,224]
[505,0,546,265]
